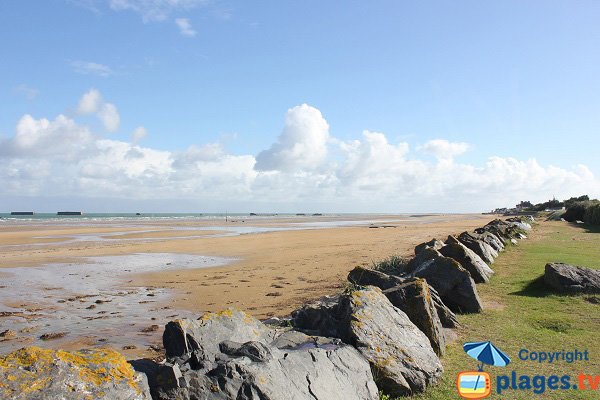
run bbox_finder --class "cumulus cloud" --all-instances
[419,139,470,160]
[1,95,599,212]
[175,18,196,36]
[76,89,120,132]
[71,60,113,77]
[77,89,102,114]
[255,104,330,172]
[131,126,147,143]
[98,103,120,132]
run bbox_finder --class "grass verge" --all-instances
[409,220,600,400]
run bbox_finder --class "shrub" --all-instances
[564,200,600,224]
[562,201,588,222]
[584,202,600,225]
[372,255,410,276]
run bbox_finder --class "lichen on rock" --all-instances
[0,346,151,400]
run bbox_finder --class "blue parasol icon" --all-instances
[463,341,511,371]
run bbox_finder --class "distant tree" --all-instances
[517,201,533,209]
[532,197,563,211]
[564,195,590,208]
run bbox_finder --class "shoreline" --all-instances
[0,213,492,358]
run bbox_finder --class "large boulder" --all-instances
[478,219,513,241]
[163,309,277,359]
[293,287,443,397]
[544,263,600,294]
[440,236,494,283]
[483,219,528,240]
[0,346,151,399]
[414,238,445,255]
[473,229,506,251]
[382,281,445,356]
[156,311,379,400]
[348,266,452,353]
[457,231,498,263]
[157,339,379,400]
[404,249,483,313]
[506,217,533,231]
[348,265,405,289]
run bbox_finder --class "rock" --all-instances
[0,346,151,399]
[0,329,16,340]
[428,286,461,329]
[440,236,494,283]
[414,238,445,255]
[457,231,498,263]
[162,309,277,359]
[289,295,342,338]
[404,248,483,313]
[262,317,280,325]
[347,266,459,328]
[478,219,513,240]
[293,288,443,396]
[511,221,532,231]
[510,238,518,245]
[348,266,405,289]
[544,263,600,294]
[506,217,533,231]
[39,332,67,341]
[141,324,160,333]
[473,229,506,251]
[219,340,273,362]
[156,315,378,400]
[155,363,183,390]
[382,281,446,356]
[270,330,345,350]
[348,266,450,353]
[483,218,529,240]
[163,342,379,400]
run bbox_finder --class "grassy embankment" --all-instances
[408,220,600,400]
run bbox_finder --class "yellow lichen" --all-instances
[201,308,236,321]
[0,346,141,395]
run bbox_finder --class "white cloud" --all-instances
[71,60,113,77]
[131,126,147,143]
[77,89,102,114]
[98,103,120,132]
[1,95,599,212]
[175,18,196,36]
[76,89,121,132]
[109,0,209,22]
[419,139,470,160]
[255,104,330,172]
[14,84,39,100]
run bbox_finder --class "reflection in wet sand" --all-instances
[0,253,232,356]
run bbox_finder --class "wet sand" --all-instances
[0,214,492,358]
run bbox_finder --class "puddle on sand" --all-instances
[0,253,233,355]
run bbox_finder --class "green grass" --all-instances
[372,255,411,275]
[407,221,600,400]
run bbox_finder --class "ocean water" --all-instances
[0,212,351,222]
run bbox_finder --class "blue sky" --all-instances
[1,1,599,212]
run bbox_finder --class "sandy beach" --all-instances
[0,214,492,358]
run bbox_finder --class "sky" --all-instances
[1,0,599,213]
